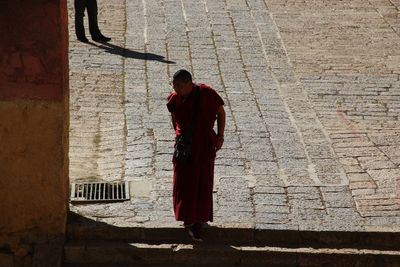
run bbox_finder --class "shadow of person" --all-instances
[90,41,176,64]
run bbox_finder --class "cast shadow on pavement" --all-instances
[65,211,400,266]
[66,211,400,250]
[91,41,176,64]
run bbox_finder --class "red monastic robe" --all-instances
[167,83,224,223]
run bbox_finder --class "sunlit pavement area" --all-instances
[68,0,400,232]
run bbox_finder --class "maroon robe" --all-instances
[167,83,224,223]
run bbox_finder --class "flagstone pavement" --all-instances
[68,0,400,232]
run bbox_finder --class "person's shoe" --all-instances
[183,222,193,228]
[92,34,111,42]
[188,223,203,242]
[77,36,89,43]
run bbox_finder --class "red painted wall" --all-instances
[0,1,66,100]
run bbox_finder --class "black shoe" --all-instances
[188,223,203,242]
[77,36,89,43]
[92,34,111,42]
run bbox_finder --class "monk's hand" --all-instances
[216,135,224,151]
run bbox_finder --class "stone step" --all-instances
[64,240,400,267]
[63,263,275,267]
[67,221,400,250]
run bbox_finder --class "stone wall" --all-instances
[0,1,69,266]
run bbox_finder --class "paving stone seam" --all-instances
[368,0,400,39]
[371,136,400,169]
[120,0,128,182]
[142,0,151,113]
[179,0,195,75]
[160,0,173,79]
[123,0,148,182]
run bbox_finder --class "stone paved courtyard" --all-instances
[68,0,400,232]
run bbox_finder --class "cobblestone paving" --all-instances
[69,0,400,231]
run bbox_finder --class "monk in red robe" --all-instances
[167,69,226,241]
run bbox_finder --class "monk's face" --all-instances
[172,79,192,97]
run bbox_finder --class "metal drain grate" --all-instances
[70,182,130,202]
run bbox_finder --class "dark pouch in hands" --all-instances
[174,134,192,162]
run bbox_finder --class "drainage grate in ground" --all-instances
[70,182,130,202]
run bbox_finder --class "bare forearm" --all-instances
[217,106,225,136]
[171,114,176,130]
[216,106,225,151]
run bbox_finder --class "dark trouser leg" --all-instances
[86,0,102,37]
[74,0,87,39]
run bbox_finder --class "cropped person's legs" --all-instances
[86,0,100,37]
[74,0,88,42]
[87,0,111,42]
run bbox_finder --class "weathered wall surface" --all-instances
[0,1,69,266]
